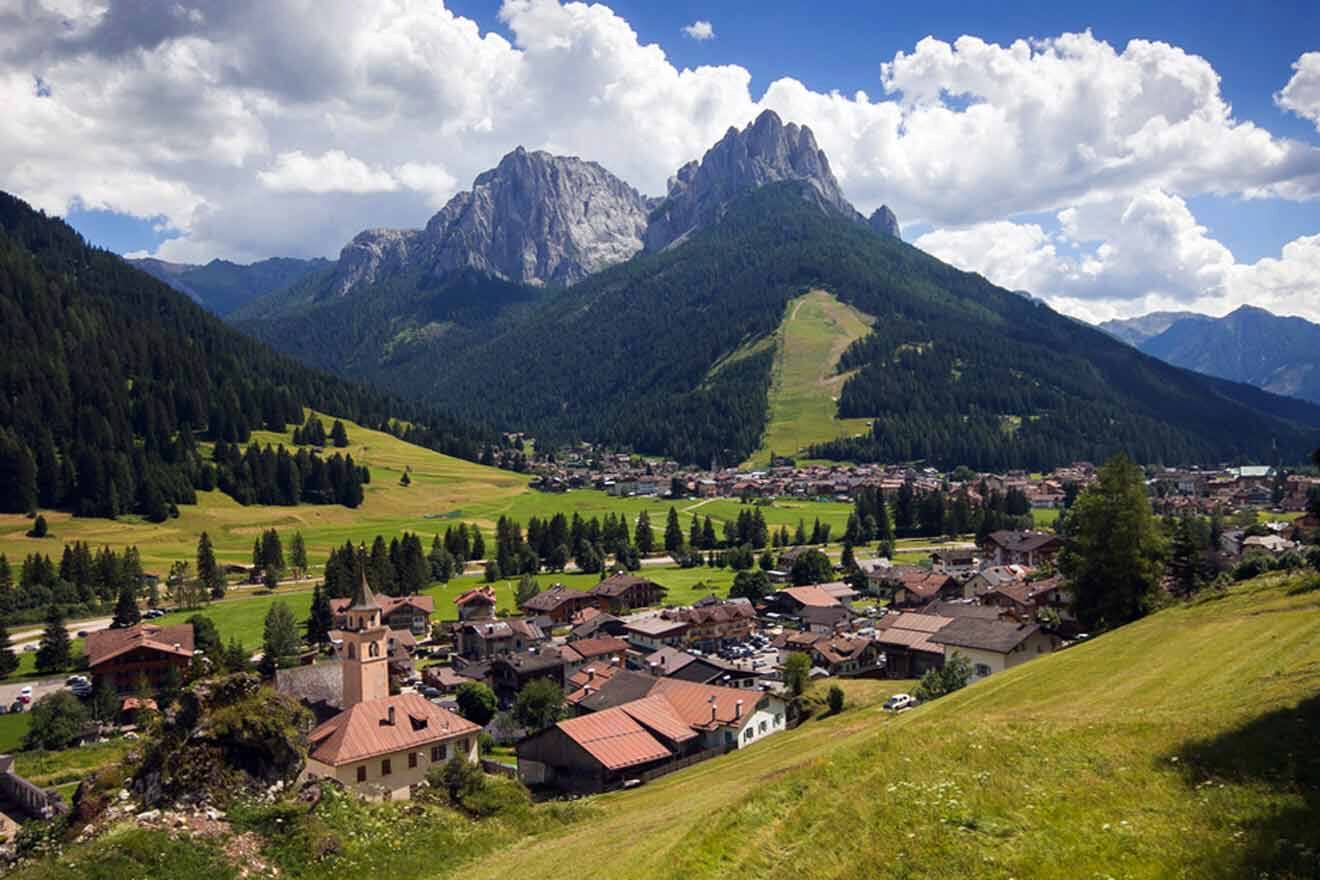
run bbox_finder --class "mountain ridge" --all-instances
[128,255,330,316]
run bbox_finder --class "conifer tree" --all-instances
[664,506,684,553]
[634,510,654,555]
[35,604,71,673]
[330,420,350,448]
[0,619,18,679]
[112,583,140,628]
[197,531,225,599]
[305,583,334,644]
[289,531,308,581]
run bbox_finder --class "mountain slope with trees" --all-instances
[128,255,331,316]
[238,181,1319,470]
[0,191,489,519]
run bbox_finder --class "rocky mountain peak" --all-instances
[868,205,901,239]
[645,109,867,251]
[422,147,650,287]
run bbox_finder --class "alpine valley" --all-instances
[225,111,1320,470]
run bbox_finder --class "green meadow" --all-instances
[745,289,876,468]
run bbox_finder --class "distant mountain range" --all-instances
[1100,306,1320,405]
[128,256,330,316]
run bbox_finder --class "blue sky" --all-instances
[7,0,1318,321]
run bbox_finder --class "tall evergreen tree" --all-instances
[1059,453,1167,631]
[634,510,655,555]
[289,531,309,580]
[196,531,225,599]
[330,420,350,448]
[112,583,141,628]
[0,619,18,679]
[664,506,684,553]
[35,604,71,673]
[260,601,301,673]
[304,583,334,645]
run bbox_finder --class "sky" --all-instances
[2,0,1319,323]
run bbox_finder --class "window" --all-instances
[381,758,391,777]
[744,727,754,742]
[431,745,446,762]
[759,721,767,734]
[369,641,379,658]
[774,713,783,727]
[356,766,367,783]
[975,663,992,678]
[408,752,418,769]
[347,643,356,660]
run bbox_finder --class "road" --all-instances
[0,675,67,711]
[11,617,114,651]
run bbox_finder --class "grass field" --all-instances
[744,290,875,468]
[445,571,1320,880]
[0,412,857,579]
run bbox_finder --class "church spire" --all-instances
[351,568,377,611]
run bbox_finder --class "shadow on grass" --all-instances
[1170,695,1320,878]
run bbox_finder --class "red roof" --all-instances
[554,706,672,770]
[778,586,841,608]
[86,623,194,668]
[307,693,480,766]
[617,695,699,744]
[560,636,629,663]
[454,587,496,607]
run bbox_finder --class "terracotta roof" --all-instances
[308,693,479,766]
[330,594,435,616]
[454,587,496,607]
[565,663,621,704]
[672,601,756,626]
[649,677,760,731]
[879,612,952,634]
[560,636,629,664]
[624,617,690,638]
[617,695,699,744]
[552,706,672,770]
[570,606,603,625]
[777,586,841,608]
[645,646,700,674]
[86,623,194,668]
[984,530,1063,553]
[121,696,157,712]
[930,618,1043,654]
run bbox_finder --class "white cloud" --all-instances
[1277,51,1320,132]
[0,0,1315,320]
[258,150,399,194]
[916,190,1320,323]
[682,20,714,41]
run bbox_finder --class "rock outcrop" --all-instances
[644,110,863,252]
[868,205,901,239]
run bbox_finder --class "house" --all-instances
[515,702,684,794]
[590,573,667,613]
[330,594,435,635]
[1243,534,1298,555]
[930,548,979,576]
[806,634,883,678]
[668,599,756,649]
[520,584,596,624]
[929,617,1060,682]
[772,630,821,666]
[304,573,479,800]
[487,649,567,702]
[886,568,962,609]
[964,565,1031,598]
[763,585,845,620]
[558,636,630,678]
[978,531,1064,568]
[564,662,623,706]
[85,623,195,693]
[453,586,497,622]
[568,610,629,641]
[871,612,950,678]
[623,616,690,651]
[644,647,759,689]
[981,575,1074,623]
[453,618,546,661]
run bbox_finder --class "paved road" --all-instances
[11,617,114,651]
[0,675,67,711]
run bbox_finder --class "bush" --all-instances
[914,652,972,702]
[827,684,845,715]
[456,681,498,727]
[460,774,532,819]
[24,690,89,751]
[478,731,496,754]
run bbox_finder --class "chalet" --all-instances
[330,594,434,635]
[871,612,950,678]
[487,649,567,701]
[668,598,756,649]
[981,575,1074,623]
[85,623,194,693]
[929,617,1059,682]
[565,662,623,706]
[964,565,1031,598]
[930,548,979,576]
[978,531,1064,568]
[520,584,596,624]
[772,630,821,666]
[623,616,690,651]
[453,586,497,622]
[763,585,845,619]
[806,633,883,677]
[887,568,962,609]
[1243,534,1298,555]
[453,618,546,661]
[590,573,667,613]
[305,574,479,800]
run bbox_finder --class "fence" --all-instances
[637,743,735,784]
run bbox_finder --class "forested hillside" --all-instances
[0,192,489,519]
[129,255,330,316]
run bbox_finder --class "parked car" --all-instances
[419,685,441,699]
[76,630,89,638]
[7,702,22,714]
[18,686,34,704]
[883,693,914,712]
[22,644,35,652]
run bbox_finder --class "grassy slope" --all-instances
[745,290,875,468]
[448,573,1320,880]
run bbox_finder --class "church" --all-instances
[304,572,480,800]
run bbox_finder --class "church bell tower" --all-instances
[341,568,389,707]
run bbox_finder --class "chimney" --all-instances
[587,667,595,681]
[709,695,717,722]
[386,705,396,726]
[735,699,743,720]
